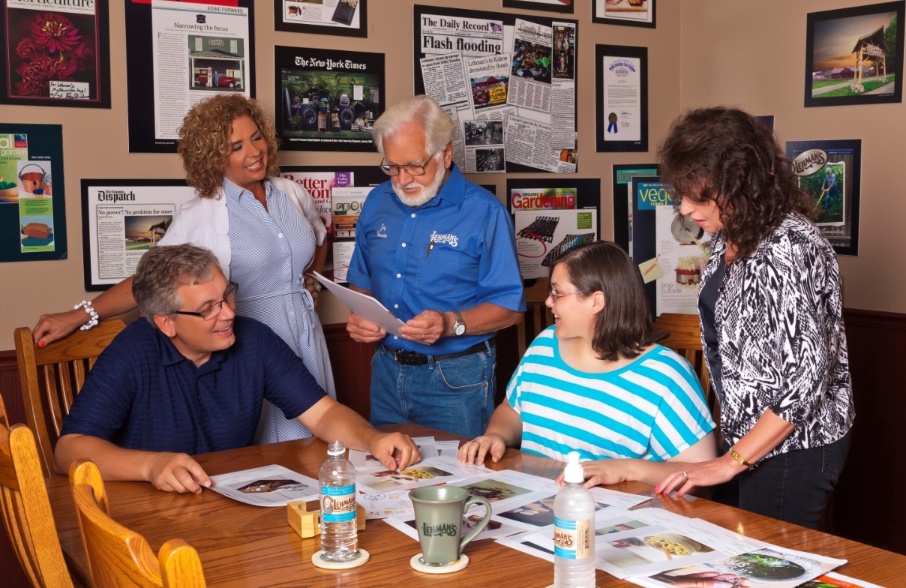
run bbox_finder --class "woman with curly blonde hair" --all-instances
[33,94,335,444]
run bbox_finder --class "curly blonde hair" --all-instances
[177,95,281,198]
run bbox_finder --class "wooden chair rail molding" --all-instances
[14,318,126,478]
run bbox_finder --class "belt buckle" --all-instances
[393,349,426,366]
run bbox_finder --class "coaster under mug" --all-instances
[410,553,469,574]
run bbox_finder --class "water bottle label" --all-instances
[553,516,592,560]
[321,484,356,523]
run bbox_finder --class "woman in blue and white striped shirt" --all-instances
[459,241,716,487]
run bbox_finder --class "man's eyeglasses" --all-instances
[547,289,581,301]
[379,154,437,176]
[171,282,238,320]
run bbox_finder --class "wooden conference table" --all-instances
[46,424,906,587]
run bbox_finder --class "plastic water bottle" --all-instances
[553,451,596,587]
[318,440,358,562]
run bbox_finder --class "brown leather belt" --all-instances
[383,337,495,366]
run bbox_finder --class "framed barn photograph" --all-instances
[805,2,904,107]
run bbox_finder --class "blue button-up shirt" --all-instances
[61,317,325,454]
[347,165,525,354]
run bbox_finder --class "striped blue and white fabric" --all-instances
[508,327,714,463]
[226,179,336,443]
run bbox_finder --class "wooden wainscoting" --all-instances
[832,309,906,554]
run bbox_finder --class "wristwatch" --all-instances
[452,311,466,336]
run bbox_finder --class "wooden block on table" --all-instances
[287,500,366,539]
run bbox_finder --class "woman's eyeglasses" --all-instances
[547,289,581,301]
[170,282,238,320]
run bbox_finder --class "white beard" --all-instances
[392,157,447,207]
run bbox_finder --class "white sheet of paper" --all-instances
[312,271,404,335]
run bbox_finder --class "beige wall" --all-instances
[3,1,684,350]
[680,0,903,314]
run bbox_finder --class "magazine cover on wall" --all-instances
[1,0,111,108]
[0,124,66,263]
[592,0,656,29]
[273,0,367,38]
[805,1,904,108]
[502,0,573,14]
[278,165,386,281]
[631,176,710,316]
[413,5,578,174]
[506,178,600,279]
[611,163,658,257]
[785,140,862,256]
[125,0,256,153]
[80,179,196,290]
[275,45,384,152]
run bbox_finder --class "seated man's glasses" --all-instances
[379,154,436,176]
[170,281,238,320]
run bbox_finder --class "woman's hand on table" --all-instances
[558,459,633,487]
[655,454,743,496]
[145,452,212,494]
[367,432,422,471]
[458,434,506,465]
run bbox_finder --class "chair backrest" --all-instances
[14,319,126,477]
[516,277,553,358]
[0,393,74,588]
[69,460,206,588]
[651,313,719,420]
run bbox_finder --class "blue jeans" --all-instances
[712,430,852,529]
[369,342,496,438]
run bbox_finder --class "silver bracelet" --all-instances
[74,300,99,331]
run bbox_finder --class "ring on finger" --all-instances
[682,471,689,480]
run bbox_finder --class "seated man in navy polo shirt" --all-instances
[55,244,420,493]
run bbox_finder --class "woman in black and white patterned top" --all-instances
[654,106,855,529]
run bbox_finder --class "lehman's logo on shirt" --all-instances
[429,230,458,247]
[376,223,387,238]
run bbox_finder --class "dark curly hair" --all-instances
[552,241,658,362]
[657,107,814,260]
[177,94,281,198]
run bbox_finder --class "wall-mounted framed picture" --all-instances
[0,1,111,108]
[592,0,655,29]
[595,44,648,152]
[503,0,573,14]
[805,1,904,107]
[275,46,385,152]
[80,179,195,291]
[786,139,862,256]
[274,0,368,38]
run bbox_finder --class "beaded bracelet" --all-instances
[74,300,99,331]
[728,447,755,469]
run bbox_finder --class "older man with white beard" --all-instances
[346,95,525,438]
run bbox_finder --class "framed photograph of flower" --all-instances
[0,1,111,108]
[805,1,904,107]
[593,0,656,29]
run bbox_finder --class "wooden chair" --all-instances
[0,392,74,588]
[651,313,719,421]
[516,277,553,359]
[69,459,206,588]
[14,319,126,477]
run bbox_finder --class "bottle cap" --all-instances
[563,451,584,484]
[327,440,346,456]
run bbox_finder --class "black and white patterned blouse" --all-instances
[701,213,855,459]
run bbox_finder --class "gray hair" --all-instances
[132,244,220,323]
[372,95,455,156]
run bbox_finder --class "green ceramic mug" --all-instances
[409,486,492,566]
